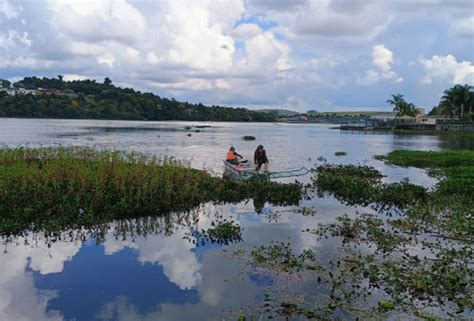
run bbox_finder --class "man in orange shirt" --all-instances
[226,146,243,165]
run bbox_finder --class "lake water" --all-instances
[0,118,471,321]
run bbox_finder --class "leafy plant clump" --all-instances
[334,151,347,156]
[0,147,304,234]
[188,215,242,246]
[250,242,318,272]
[314,164,426,208]
[242,135,256,141]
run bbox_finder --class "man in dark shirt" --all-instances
[254,145,269,172]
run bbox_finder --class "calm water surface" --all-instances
[0,118,471,321]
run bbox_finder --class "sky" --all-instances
[0,0,473,112]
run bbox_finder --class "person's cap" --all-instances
[230,146,235,151]
[257,145,263,149]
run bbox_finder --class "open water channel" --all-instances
[0,118,472,321]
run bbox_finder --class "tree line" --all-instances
[387,84,474,120]
[0,76,276,122]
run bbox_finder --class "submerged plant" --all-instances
[187,215,242,246]
[250,242,318,273]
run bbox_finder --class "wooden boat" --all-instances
[223,160,310,180]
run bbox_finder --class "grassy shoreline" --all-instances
[0,147,303,234]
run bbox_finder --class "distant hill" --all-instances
[0,76,277,122]
[257,109,301,117]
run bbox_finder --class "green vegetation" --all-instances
[430,84,474,121]
[250,242,317,273]
[242,135,256,141]
[0,76,276,122]
[377,150,474,168]
[334,151,347,156]
[387,84,474,121]
[257,108,300,117]
[386,93,417,117]
[186,214,242,246]
[0,147,303,234]
[314,164,427,208]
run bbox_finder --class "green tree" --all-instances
[403,102,417,117]
[104,77,112,86]
[441,84,473,119]
[0,79,11,88]
[58,75,64,89]
[386,94,406,118]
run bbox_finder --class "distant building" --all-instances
[1,88,19,96]
[416,114,455,125]
[37,88,62,96]
[17,88,39,95]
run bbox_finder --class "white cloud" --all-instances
[358,44,403,85]
[102,223,203,290]
[248,0,391,41]
[148,78,214,91]
[309,55,343,69]
[63,74,89,81]
[215,79,231,90]
[235,31,291,76]
[450,16,474,38]
[47,0,147,44]
[357,69,380,86]
[231,23,262,39]
[419,54,474,85]
[97,53,116,69]
[0,232,82,321]
[0,0,17,19]
[372,44,394,73]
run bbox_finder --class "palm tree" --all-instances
[403,103,417,117]
[441,84,473,118]
[386,94,406,118]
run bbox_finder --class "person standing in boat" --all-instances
[226,146,243,165]
[254,145,269,172]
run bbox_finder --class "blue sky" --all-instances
[0,0,473,112]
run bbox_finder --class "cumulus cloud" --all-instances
[102,225,203,290]
[47,0,147,44]
[419,54,474,85]
[0,232,82,321]
[235,31,291,77]
[357,44,403,85]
